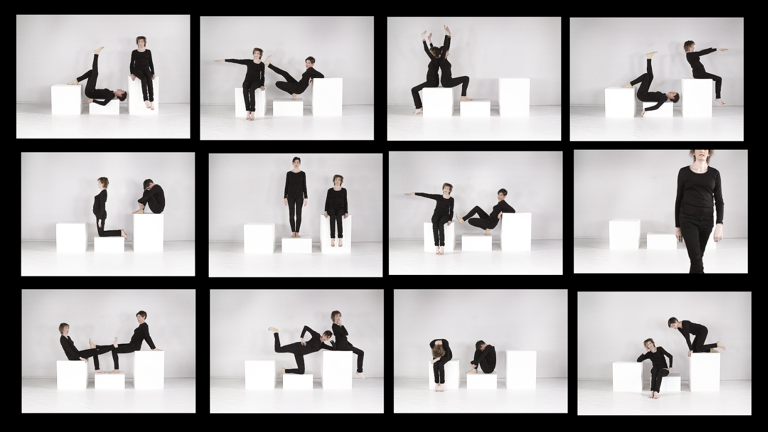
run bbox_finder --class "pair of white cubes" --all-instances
[133,214,164,252]
[422,78,530,117]
[245,352,354,390]
[51,84,121,115]
[612,362,679,392]
[606,88,677,118]
[271,78,343,117]
[56,361,125,390]
[423,222,455,252]
[94,236,125,253]
[128,75,160,115]
[459,213,532,252]
[234,87,266,118]
[425,351,536,390]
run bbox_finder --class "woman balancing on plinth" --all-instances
[284,157,308,238]
[130,36,156,110]
[269,325,334,375]
[684,40,728,105]
[215,48,265,121]
[93,177,128,239]
[324,175,348,247]
[110,310,163,374]
[621,51,679,117]
[430,339,452,392]
[668,317,725,357]
[437,25,472,103]
[411,30,443,115]
[330,310,365,378]
[68,47,127,106]
[405,184,455,255]
[59,323,117,374]
[264,54,324,101]
[636,338,673,399]
[457,188,515,236]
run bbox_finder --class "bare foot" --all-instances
[292,93,297,101]
[95,369,106,374]
[279,367,286,375]
[622,83,633,88]
[145,100,151,109]
[95,46,104,55]
[439,246,445,255]
[265,55,271,67]
[653,393,659,399]
[89,338,96,349]
[435,246,439,255]
[331,239,335,247]
[467,369,477,374]
[68,80,79,85]
[296,233,300,238]
[356,372,366,379]
[268,327,279,333]
[485,229,491,236]
[133,208,144,214]
[413,108,423,115]
[717,341,726,350]
[716,98,725,105]
[460,96,473,101]
[646,51,657,59]
[150,102,155,110]
[710,348,719,353]
[649,392,654,398]
[114,337,118,348]
[339,239,343,247]
[438,384,444,392]
[435,383,439,392]
[457,216,464,224]
[121,229,127,238]
[110,369,120,374]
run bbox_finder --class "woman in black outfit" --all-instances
[430,339,452,392]
[93,177,127,239]
[215,48,266,121]
[129,36,156,110]
[110,310,162,374]
[324,175,348,247]
[330,311,366,378]
[675,150,724,273]
[58,323,117,374]
[405,183,454,255]
[68,47,127,106]
[668,318,725,357]
[457,188,516,236]
[684,41,728,104]
[437,25,472,102]
[284,157,308,238]
[411,30,443,115]
[264,55,324,101]
[467,340,496,374]
[636,338,673,399]
[134,179,165,214]
[621,51,679,117]
[268,325,334,375]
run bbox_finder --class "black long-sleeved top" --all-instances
[639,91,668,112]
[677,320,707,351]
[430,339,452,358]
[416,193,454,220]
[437,35,454,82]
[324,187,348,213]
[299,325,334,355]
[422,36,446,83]
[284,171,308,199]
[225,59,265,86]
[296,67,324,94]
[93,189,107,219]
[130,322,156,350]
[138,184,165,211]
[130,49,155,74]
[332,323,350,347]
[60,335,81,360]
[686,48,716,73]
[471,344,497,367]
[637,346,673,368]
[675,166,724,227]
[488,200,516,229]
[90,88,116,106]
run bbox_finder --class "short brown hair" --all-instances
[684,40,695,52]
[59,323,69,334]
[136,36,147,46]
[323,330,333,338]
[689,150,715,163]
[432,346,445,358]
[643,338,655,348]
[498,188,507,196]
[143,179,153,189]
[331,310,341,321]
[98,177,109,188]
[442,183,453,193]
[253,47,263,57]
[136,310,147,319]
[429,46,441,57]
[333,175,343,185]
[306,56,316,64]
[668,317,678,327]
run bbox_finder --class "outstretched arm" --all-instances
[225,59,250,65]
[301,325,320,340]
[422,31,437,60]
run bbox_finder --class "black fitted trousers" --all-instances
[630,59,654,100]
[441,76,470,97]
[327,208,344,238]
[432,351,453,384]
[336,342,364,373]
[241,79,260,111]
[411,80,439,109]
[274,333,305,374]
[77,54,101,98]
[270,64,300,95]
[67,345,114,370]
[691,327,718,353]
[131,67,154,102]
[430,214,451,246]
[693,71,722,99]
[111,343,139,369]
[287,196,303,232]
[679,204,714,273]
[650,367,669,392]
[96,216,121,237]
[463,206,492,230]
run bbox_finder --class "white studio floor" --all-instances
[394,378,567,413]
[21,241,196,276]
[387,105,561,140]
[388,240,562,275]
[210,378,383,413]
[569,106,744,141]
[209,241,383,277]
[574,238,748,274]
[16,103,190,138]
[578,380,751,415]
[21,378,196,413]
[200,105,373,140]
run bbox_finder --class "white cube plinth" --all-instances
[273,98,304,116]
[94,236,125,253]
[612,361,642,392]
[605,87,636,118]
[128,75,159,115]
[281,236,312,253]
[245,360,276,390]
[283,373,313,390]
[133,214,164,253]
[322,350,353,389]
[460,100,491,117]
[499,78,530,117]
[642,101,673,117]
[427,359,460,389]
[51,84,83,115]
[647,233,677,250]
[244,223,275,253]
[423,88,454,117]
[312,78,343,116]
[461,234,492,251]
[234,87,266,118]
[423,222,455,252]
[320,214,352,254]
[690,353,720,392]
[609,219,641,250]
[467,373,497,390]
[133,351,164,389]
[656,373,681,393]
[95,372,125,390]
[57,360,87,390]
[88,100,120,115]
[506,351,536,389]
[500,213,532,252]
[682,79,713,117]
[56,222,87,253]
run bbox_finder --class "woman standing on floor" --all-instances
[405,183,454,255]
[324,175,348,247]
[684,41,728,105]
[130,36,157,110]
[675,150,724,273]
[215,48,266,120]
[411,30,443,115]
[285,157,308,238]
[93,177,127,239]
[437,25,472,103]
[430,339,452,392]
[636,338,673,399]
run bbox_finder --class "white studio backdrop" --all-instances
[200,16,374,106]
[21,152,195,241]
[574,150,747,239]
[16,15,191,104]
[22,289,196,378]
[394,290,567,379]
[387,17,561,106]
[209,153,383,242]
[570,18,743,106]
[210,289,384,378]
[578,292,751,381]
[389,152,562,240]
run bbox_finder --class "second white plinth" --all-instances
[499,78,530,117]
[312,78,343,116]
[89,100,120,115]
[283,373,313,390]
[657,373,681,393]
[682,78,713,117]
[56,222,87,253]
[467,373,498,389]
[57,360,87,389]
[423,222,455,252]
[95,372,125,389]
[244,223,275,253]
[273,98,304,116]
[320,214,352,254]
[134,351,164,389]
[281,236,312,253]
[609,219,641,250]
[133,214,164,253]
[245,360,276,390]
[460,100,491,117]
[94,236,125,253]
[427,359,460,389]
[642,101,673,117]
[128,75,159,115]
[612,361,642,392]
[462,234,492,251]
[423,88,454,117]
[235,87,266,118]
[506,351,536,389]
[690,353,720,392]
[500,213,532,252]
[605,87,636,118]
[51,84,83,115]
[322,350,353,389]
[647,233,677,250]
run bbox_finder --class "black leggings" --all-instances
[463,206,492,230]
[630,59,654,100]
[287,196,303,232]
[336,342,364,373]
[241,79,260,111]
[77,54,101,98]
[96,216,121,237]
[328,208,344,238]
[269,64,300,95]
[131,67,154,102]
[274,333,305,374]
[111,343,138,369]
[693,71,722,99]
[411,80,439,109]
[441,76,470,97]
[650,366,669,392]
[691,327,718,353]
[432,351,453,384]
[68,345,113,370]
[679,205,714,273]
[431,213,451,246]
